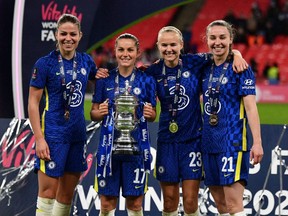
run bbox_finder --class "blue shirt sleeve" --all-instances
[238,66,256,96]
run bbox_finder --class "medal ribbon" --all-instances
[162,60,183,123]
[139,102,151,173]
[114,68,136,96]
[208,62,229,114]
[58,52,78,117]
[96,100,114,178]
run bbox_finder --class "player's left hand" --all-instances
[233,56,248,73]
[143,103,156,121]
[250,143,264,165]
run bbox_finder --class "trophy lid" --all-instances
[115,80,138,105]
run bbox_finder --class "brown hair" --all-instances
[115,33,140,51]
[56,13,81,32]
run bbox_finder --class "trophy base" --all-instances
[112,142,140,155]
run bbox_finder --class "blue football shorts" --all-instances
[95,154,148,197]
[34,141,88,177]
[154,138,203,182]
[202,151,250,186]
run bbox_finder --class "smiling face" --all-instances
[115,38,139,72]
[157,29,183,68]
[206,24,233,61]
[55,21,82,59]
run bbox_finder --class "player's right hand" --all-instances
[96,68,109,79]
[35,137,51,161]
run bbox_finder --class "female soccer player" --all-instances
[90,33,156,216]
[201,20,264,216]
[28,14,97,216]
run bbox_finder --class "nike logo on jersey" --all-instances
[56,72,61,75]
[157,79,163,82]
[224,173,232,177]
[106,87,114,91]
[192,168,200,172]
[135,185,143,189]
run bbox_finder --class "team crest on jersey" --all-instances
[67,80,83,107]
[133,87,141,95]
[81,68,86,76]
[47,161,56,170]
[99,180,106,188]
[182,71,190,78]
[169,85,189,110]
[158,166,165,174]
[221,77,228,84]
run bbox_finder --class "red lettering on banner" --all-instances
[2,130,35,168]
[80,153,93,180]
[42,1,83,22]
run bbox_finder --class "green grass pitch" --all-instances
[84,100,288,125]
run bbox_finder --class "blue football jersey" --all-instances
[92,68,157,151]
[201,62,256,153]
[30,50,97,143]
[145,53,210,143]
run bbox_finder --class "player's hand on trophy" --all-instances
[35,137,51,161]
[99,99,109,116]
[96,68,109,79]
[143,103,156,122]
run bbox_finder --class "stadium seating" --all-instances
[103,8,177,52]
[190,0,288,84]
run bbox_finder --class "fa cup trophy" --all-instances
[113,80,139,154]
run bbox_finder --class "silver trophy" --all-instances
[113,80,139,155]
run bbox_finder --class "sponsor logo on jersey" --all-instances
[203,89,222,115]
[32,68,38,79]
[244,79,254,85]
[224,173,232,177]
[67,80,83,107]
[169,85,189,110]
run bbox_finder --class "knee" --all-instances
[56,192,74,204]
[126,197,143,211]
[183,195,198,213]
[100,196,117,212]
[214,198,228,213]
[40,188,57,200]
[163,195,179,212]
[101,202,115,212]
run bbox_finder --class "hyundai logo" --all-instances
[244,79,253,85]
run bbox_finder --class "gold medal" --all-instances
[209,114,218,126]
[169,121,178,133]
[64,110,70,120]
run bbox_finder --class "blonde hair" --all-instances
[157,26,183,43]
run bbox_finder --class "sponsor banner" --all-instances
[256,84,288,103]
[0,119,288,215]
